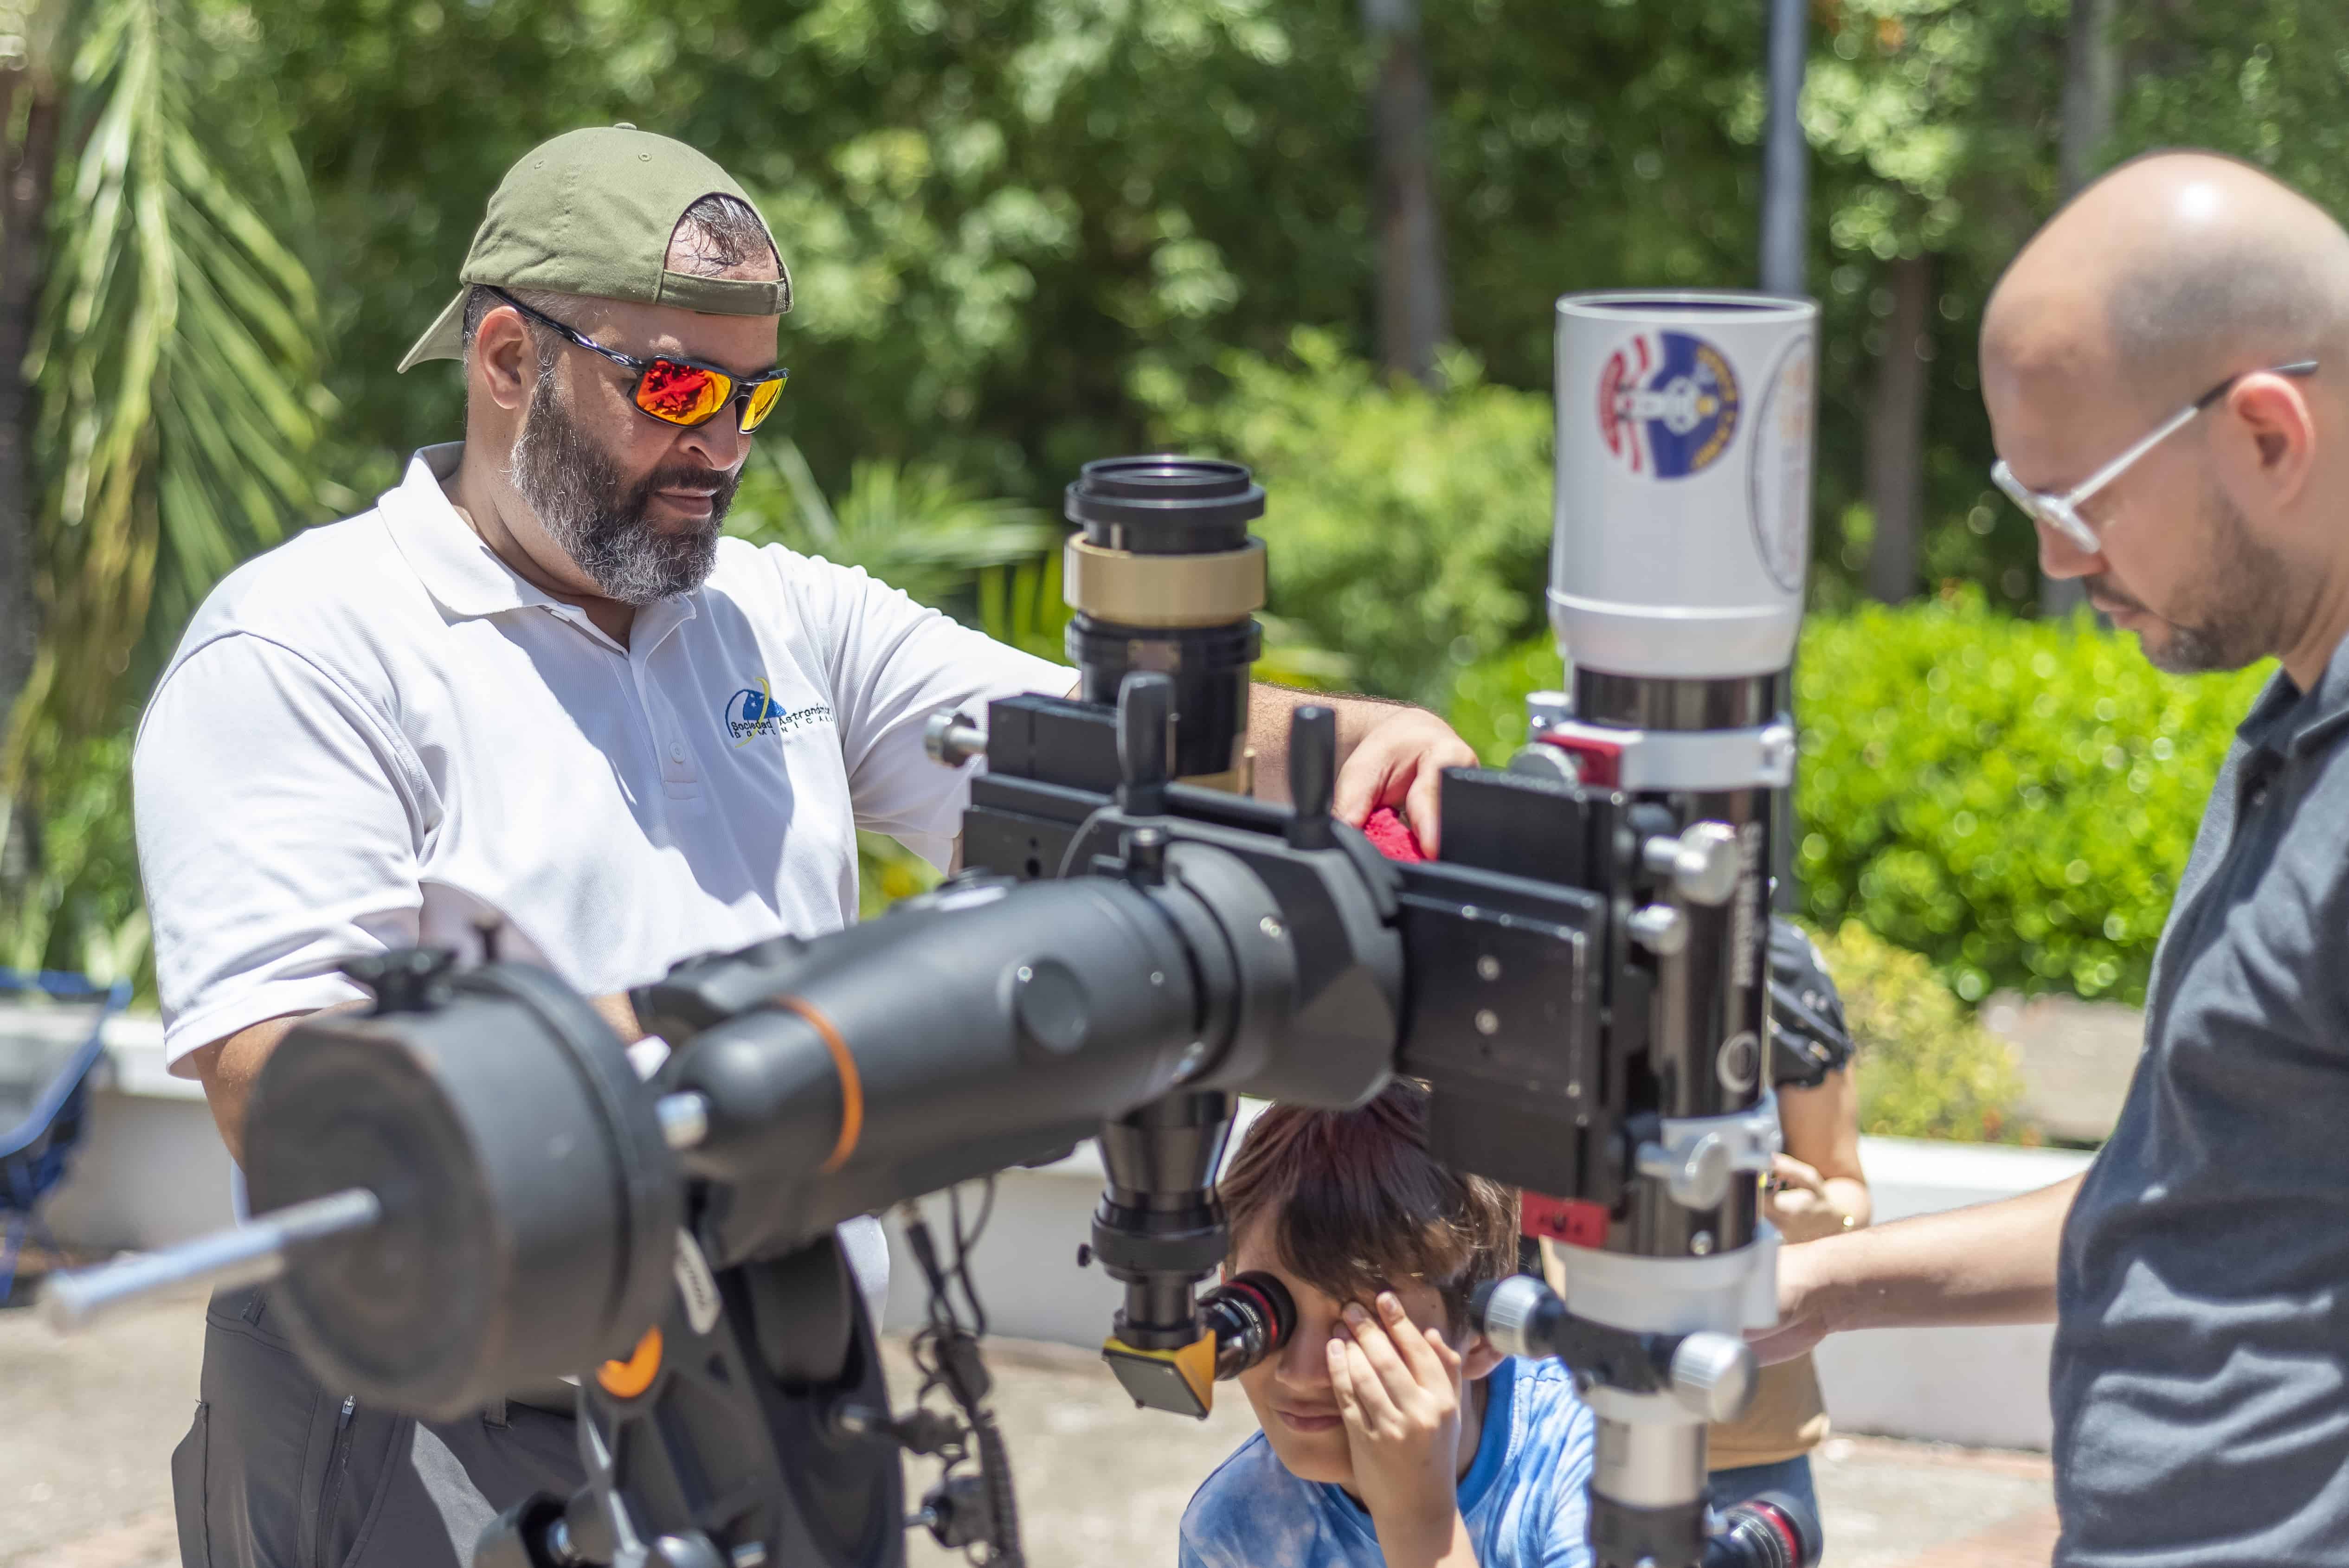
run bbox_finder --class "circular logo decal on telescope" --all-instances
[1597,330,1741,479]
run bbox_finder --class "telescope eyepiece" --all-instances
[1066,456,1264,555]
[1204,1270,1295,1381]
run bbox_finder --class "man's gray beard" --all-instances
[2129,481,2291,675]
[506,370,736,605]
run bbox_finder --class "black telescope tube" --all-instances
[1064,456,1265,784]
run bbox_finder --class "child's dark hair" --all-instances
[1218,1079,1520,1332]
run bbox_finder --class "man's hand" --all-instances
[1764,1152,1861,1244]
[1748,1173,2082,1365]
[1329,1293,1480,1568]
[1750,1235,1843,1366]
[1329,708,1478,856]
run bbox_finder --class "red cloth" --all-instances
[1361,806,1427,862]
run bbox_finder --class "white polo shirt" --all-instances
[135,443,1068,1072]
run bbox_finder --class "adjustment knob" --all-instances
[1473,1274,1558,1361]
[924,707,986,767]
[1667,1330,1757,1423]
[1636,1131,1732,1210]
[1286,705,1338,850]
[1117,672,1175,815]
[1627,905,1688,957]
[340,948,457,1014]
[1641,821,1740,906]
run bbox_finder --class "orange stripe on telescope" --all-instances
[771,994,863,1173]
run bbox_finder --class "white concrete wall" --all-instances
[39,1014,238,1253]
[882,1118,2094,1453]
[46,1024,2092,1452]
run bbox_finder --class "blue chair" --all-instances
[0,969,129,1304]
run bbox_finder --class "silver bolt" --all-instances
[1016,965,1034,983]
[1477,955,1501,981]
[1474,1009,1499,1035]
[1690,1231,1715,1256]
[1260,915,1285,939]
[1565,1080,1582,1098]
[1150,970,1165,986]
[1628,904,1688,957]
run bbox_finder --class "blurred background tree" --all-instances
[2,0,2344,1013]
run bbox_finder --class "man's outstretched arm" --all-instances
[188,993,643,1167]
[1246,684,1477,854]
[1753,1170,2084,1364]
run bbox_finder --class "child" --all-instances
[1179,1080,1595,1568]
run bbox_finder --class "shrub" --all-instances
[1794,593,2266,1005]
[1814,921,2029,1144]
[1448,594,2270,1005]
[1144,329,1554,709]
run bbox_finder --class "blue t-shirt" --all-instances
[1179,1358,1596,1568]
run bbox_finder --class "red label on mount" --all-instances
[1532,731,1623,789]
[1520,1190,1610,1247]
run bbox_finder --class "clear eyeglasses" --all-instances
[1989,360,2318,553]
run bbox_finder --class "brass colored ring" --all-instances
[1063,537,1266,628]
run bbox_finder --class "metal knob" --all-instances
[1666,1330,1757,1422]
[1473,1273,1557,1361]
[924,708,987,767]
[1506,743,1580,786]
[1636,1131,1732,1210]
[1285,705,1338,850]
[1641,821,1740,906]
[1627,904,1688,957]
[1117,672,1174,816]
[42,1187,383,1332]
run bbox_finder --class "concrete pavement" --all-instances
[0,1286,2054,1568]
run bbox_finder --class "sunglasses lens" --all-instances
[637,361,730,426]
[741,374,788,432]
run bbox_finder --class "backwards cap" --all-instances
[398,124,791,371]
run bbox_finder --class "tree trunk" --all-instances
[1364,0,1447,386]
[1866,254,1933,604]
[2042,0,2116,619]
[0,76,61,887]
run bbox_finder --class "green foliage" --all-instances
[0,731,148,989]
[723,438,1061,618]
[1814,919,2028,1144]
[1449,598,2267,1007]
[1148,329,1551,708]
[1795,594,2266,1005]
[19,0,331,750]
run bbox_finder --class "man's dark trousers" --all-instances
[172,1284,582,1567]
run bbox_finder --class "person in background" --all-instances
[1180,1080,1596,1568]
[1705,923,1871,1525]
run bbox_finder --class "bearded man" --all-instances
[135,127,1474,1567]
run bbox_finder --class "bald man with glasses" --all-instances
[1758,150,2349,1566]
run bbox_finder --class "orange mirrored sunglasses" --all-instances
[488,287,789,433]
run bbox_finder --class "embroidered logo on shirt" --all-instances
[725,678,833,745]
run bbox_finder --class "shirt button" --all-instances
[668,741,687,763]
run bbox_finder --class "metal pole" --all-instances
[1760,0,1808,912]
[1759,0,1808,298]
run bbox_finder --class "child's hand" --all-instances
[1328,1292,1476,1567]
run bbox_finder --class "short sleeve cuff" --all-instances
[162,971,374,1077]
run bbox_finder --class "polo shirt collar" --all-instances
[381,442,702,648]
[384,443,561,620]
[2237,631,2349,760]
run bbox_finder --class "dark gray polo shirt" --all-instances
[2054,644,2349,1566]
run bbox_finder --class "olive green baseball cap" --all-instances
[397,124,792,372]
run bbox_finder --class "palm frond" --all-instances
[725,439,1062,609]
[13,0,327,755]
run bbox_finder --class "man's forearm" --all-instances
[191,990,643,1167]
[1800,1171,2082,1335]
[1246,682,1409,803]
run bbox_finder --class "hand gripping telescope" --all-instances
[48,290,1823,1568]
